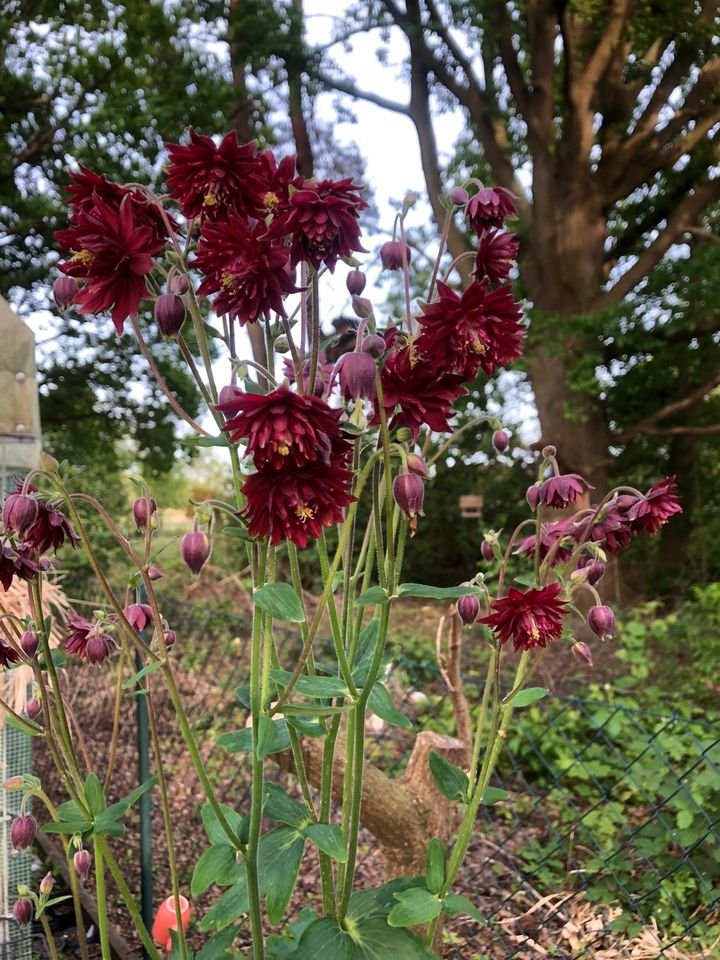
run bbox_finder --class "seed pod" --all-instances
[346,268,366,296]
[457,594,480,626]
[180,530,211,576]
[587,605,615,639]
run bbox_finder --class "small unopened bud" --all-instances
[526,484,543,510]
[26,698,42,721]
[346,268,366,296]
[13,898,33,926]
[3,776,24,791]
[541,445,556,458]
[2,494,38,535]
[21,631,39,659]
[481,540,494,562]
[351,295,374,320]
[572,641,593,668]
[492,430,509,454]
[73,849,92,880]
[456,594,480,626]
[585,560,605,585]
[52,275,79,311]
[170,274,189,295]
[155,294,186,338]
[588,605,615,639]
[218,384,242,411]
[273,335,289,352]
[406,453,430,477]
[449,186,469,206]
[163,629,176,649]
[132,497,157,529]
[339,352,376,401]
[380,241,412,271]
[181,530,211,575]
[393,474,425,537]
[395,427,413,444]
[39,873,54,896]
[11,814,36,852]
[361,334,385,358]
[147,565,163,581]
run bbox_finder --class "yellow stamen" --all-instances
[203,191,220,207]
[264,191,280,212]
[221,273,235,289]
[277,441,291,456]
[295,504,315,522]
[71,249,94,266]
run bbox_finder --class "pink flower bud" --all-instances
[3,776,24,791]
[132,497,157,529]
[21,630,39,658]
[13,898,33,926]
[457,594,480,626]
[380,240,412,270]
[52,276,78,311]
[11,814,36,852]
[163,629,176,649]
[572,641,593,668]
[339,352,376,401]
[584,560,605,585]
[526,484,542,510]
[148,565,163,581]
[346,268,366,296]
[2,494,38,535]
[74,849,92,880]
[481,540,494,562]
[393,474,425,522]
[170,274,189,295]
[155,294,186,337]
[588,605,615,639]
[40,873,54,896]
[541,445,557,458]
[449,186,469,206]
[125,603,153,632]
[361,334,385,358]
[181,530,211,575]
[406,453,430,477]
[492,430,509,453]
[26,698,42,721]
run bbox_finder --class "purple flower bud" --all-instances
[155,294,186,338]
[526,484,543,510]
[492,430,509,454]
[588,605,615,639]
[39,873,54,896]
[541,445,557,458]
[21,630,39,659]
[361,334,386,358]
[26,698,42,721]
[170,274,189,295]
[163,629,176,649]
[85,632,115,665]
[125,603,153,632]
[2,494,38,536]
[346,268,366,296]
[406,453,430,477]
[481,540,494,562]
[457,594,480,626]
[148,565,163,581]
[181,530,211,575]
[74,849,92,880]
[449,186,469,206]
[572,641,593,668]
[52,276,79,311]
[13,898,33,926]
[339,352,376,401]
[585,560,605,585]
[380,241,412,271]
[132,497,157,529]
[393,474,425,522]
[11,814,36,852]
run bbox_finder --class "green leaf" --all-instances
[201,803,244,846]
[192,844,238,897]
[5,713,42,736]
[263,783,308,829]
[254,583,306,623]
[294,917,438,959]
[285,716,326,738]
[195,927,239,960]
[351,618,382,685]
[442,893,485,923]
[426,838,446,895]
[42,820,92,834]
[281,703,347,717]
[428,752,469,802]
[121,775,158,809]
[122,659,164,689]
[260,827,305,925]
[220,525,252,540]
[388,888,443,927]
[270,669,349,699]
[356,586,390,608]
[367,683,413,729]
[198,874,249,932]
[397,583,478,601]
[303,823,347,862]
[480,786,510,804]
[217,720,291,756]
[348,879,423,922]
[93,802,130,834]
[181,434,229,448]
[83,773,106,816]
[257,715,280,759]
[508,686,549,708]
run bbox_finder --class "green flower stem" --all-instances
[93,836,112,960]
[371,466,387,590]
[39,912,60,960]
[100,838,161,960]
[467,644,499,789]
[335,708,356,898]
[428,205,453,301]
[307,272,321,395]
[185,284,219,402]
[375,372,396,587]
[317,535,357,697]
[319,715,342,915]
[177,334,215,409]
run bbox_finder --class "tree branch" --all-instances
[316,70,411,115]
[618,374,720,441]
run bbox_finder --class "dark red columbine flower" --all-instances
[195,215,299,324]
[282,351,335,397]
[465,186,517,231]
[626,477,682,536]
[22,500,79,555]
[2,494,38,536]
[540,473,593,509]
[219,387,349,469]
[372,337,466,439]
[180,530,211,575]
[474,230,519,285]
[13,899,33,927]
[588,605,616,639]
[165,129,267,219]
[273,176,368,271]
[339,352,376,401]
[65,615,115,664]
[416,280,524,380]
[11,814,36,852]
[64,614,93,658]
[0,638,20,669]
[125,603,154,632]
[480,582,568,652]
[516,519,575,566]
[256,149,298,216]
[0,542,40,591]
[241,456,355,549]
[380,241,412,271]
[58,195,166,334]
[574,501,634,555]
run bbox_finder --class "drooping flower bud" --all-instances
[13,898,33,927]
[449,186,469,206]
[481,540,494,562]
[541,445,557,458]
[39,873,54,896]
[21,630,39,659]
[380,241,412,271]
[52,276,79,311]
[351,295,374,320]
[339,352,376,401]
[180,530,211,576]
[393,474,425,537]
[492,430,509,454]
[163,629,176,649]
[346,268,366,296]
[361,334,385,358]
[572,641,593,668]
[588,605,615,639]
[26,698,42,721]
[406,453,430,477]
[273,334,290,353]
[147,565,163,581]
[170,274,189,295]
[73,848,92,880]
[526,484,543,510]
[11,814,36,852]
[132,497,157,530]
[3,776,24,791]
[2,494,38,536]
[155,294,186,338]
[457,594,480,626]
[585,560,605,585]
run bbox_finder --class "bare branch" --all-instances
[618,374,720,441]
[316,70,411,115]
